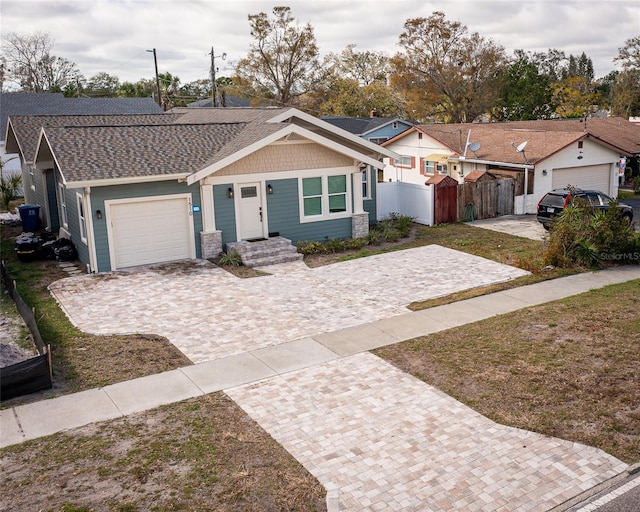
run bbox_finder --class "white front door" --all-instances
[238,182,264,240]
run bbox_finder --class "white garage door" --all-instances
[107,195,195,270]
[552,164,611,194]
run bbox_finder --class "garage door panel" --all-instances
[552,165,610,194]
[108,196,194,269]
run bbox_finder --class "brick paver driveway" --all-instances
[50,245,528,363]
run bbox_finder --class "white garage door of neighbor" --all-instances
[552,164,610,194]
[107,196,195,269]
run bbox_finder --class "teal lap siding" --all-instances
[266,178,352,244]
[90,181,202,272]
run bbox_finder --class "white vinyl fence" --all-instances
[377,181,434,226]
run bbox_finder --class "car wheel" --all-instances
[622,213,633,223]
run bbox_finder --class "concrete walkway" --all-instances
[2,265,640,511]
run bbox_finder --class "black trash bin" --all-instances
[15,234,41,262]
[17,205,41,232]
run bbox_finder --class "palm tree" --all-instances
[0,156,22,211]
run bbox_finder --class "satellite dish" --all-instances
[469,142,480,152]
[516,141,528,152]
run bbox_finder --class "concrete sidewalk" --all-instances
[2,265,640,511]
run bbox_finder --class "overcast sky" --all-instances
[1,0,639,88]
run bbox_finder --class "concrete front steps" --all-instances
[226,236,303,267]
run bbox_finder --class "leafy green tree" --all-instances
[84,72,121,97]
[235,6,320,106]
[394,11,507,123]
[493,53,555,120]
[326,44,389,86]
[2,31,79,92]
[118,79,156,98]
[311,77,405,118]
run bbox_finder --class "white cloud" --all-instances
[1,0,638,85]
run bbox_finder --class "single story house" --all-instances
[6,108,397,272]
[0,93,162,182]
[322,113,414,146]
[382,122,625,214]
[380,126,456,185]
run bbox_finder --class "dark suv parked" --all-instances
[536,188,634,230]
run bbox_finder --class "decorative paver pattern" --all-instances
[49,245,528,363]
[227,353,627,512]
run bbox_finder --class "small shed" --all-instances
[426,174,458,224]
[464,170,497,183]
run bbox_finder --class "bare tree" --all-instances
[235,6,320,106]
[2,31,79,92]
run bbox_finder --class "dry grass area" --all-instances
[375,279,640,464]
[0,394,326,512]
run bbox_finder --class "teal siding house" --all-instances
[7,108,397,272]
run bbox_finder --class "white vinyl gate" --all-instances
[377,181,434,226]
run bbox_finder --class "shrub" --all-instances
[631,176,640,194]
[217,249,243,266]
[544,200,637,268]
[296,240,326,255]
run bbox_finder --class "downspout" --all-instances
[523,169,528,214]
[84,187,98,273]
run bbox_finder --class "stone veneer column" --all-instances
[352,212,369,239]
[200,230,222,259]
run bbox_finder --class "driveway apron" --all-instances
[49,245,528,364]
[227,353,626,512]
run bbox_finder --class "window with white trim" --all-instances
[423,160,449,175]
[362,167,371,200]
[300,174,350,220]
[424,160,435,175]
[302,177,322,216]
[393,155,412,167]
[328,175,347,213]
[76,193,87,244]
[58,183,68,227]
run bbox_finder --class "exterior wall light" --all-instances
[267,184,273,195]
[96,209,103,219]
[228,187,234,198]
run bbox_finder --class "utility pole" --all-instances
[147,48,162,109]
[209,46,226,107]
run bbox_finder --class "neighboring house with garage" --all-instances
[382,122,624,214]
[6,108,397,272]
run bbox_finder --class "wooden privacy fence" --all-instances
[457,178,515,221]
[0,260,52,400]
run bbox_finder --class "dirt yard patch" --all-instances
[0,393,326,511]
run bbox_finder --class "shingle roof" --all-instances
[417,124,586,165]
[188,95,252,108]
[11,107,392,185]
[500,117,640,156]
[8,114,178,163]
[44,122,248,183]
[321,116,399,135]
[1,93,162,139]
